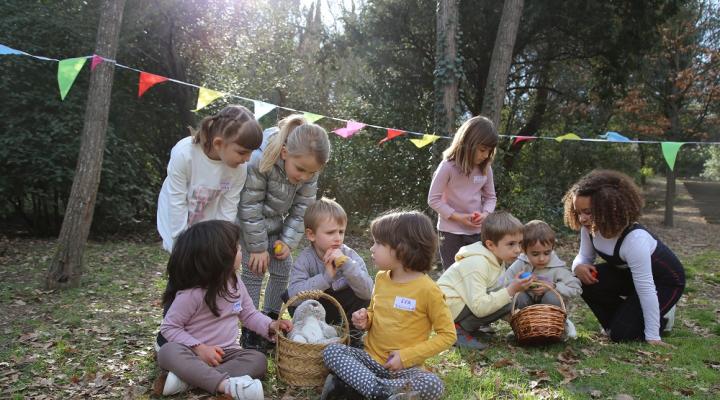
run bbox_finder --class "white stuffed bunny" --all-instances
[287,300,340,344]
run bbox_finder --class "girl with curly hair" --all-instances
[563,170,685,345]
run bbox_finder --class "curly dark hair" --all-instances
[370,210,437,273]
[162,220,241,317]
[562,169,644,238]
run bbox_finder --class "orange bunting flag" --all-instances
[138,72,169,98]
[379,129,405,144]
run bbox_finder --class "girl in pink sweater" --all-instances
[428,116,498,270]
[154,220,292,399]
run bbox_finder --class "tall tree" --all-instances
[46,0,126,289]
[433,0,461,137]
[481,0,524,127]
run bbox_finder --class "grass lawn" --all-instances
[0,236,718,399]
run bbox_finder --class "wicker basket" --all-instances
[509,281,567,345]
[274,290,350,387]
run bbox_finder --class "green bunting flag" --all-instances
[555,133,581,142]
[661,142,684,171]
[57,57,87,100]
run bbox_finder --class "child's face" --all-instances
[213,138,253,168]
[573,195,594,229]
[370,240,399,271]
[234,245,242,272]
[281,150,322,184]
[486,232,523,264]
[524,241,553,269]
[306,218,346,256]
[473,145,492,166]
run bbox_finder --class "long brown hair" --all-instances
[162,220,241,317]
[191,105,263,153]
[562,169,644,238]
[442,115,498,176]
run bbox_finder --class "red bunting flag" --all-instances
[138,72,168,98]
[512,135,537,146]
[379,129,405,144]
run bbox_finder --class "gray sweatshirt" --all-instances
[287,244,374,300]
[500,251,582,299]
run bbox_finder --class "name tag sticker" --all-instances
[394,296,416,311]
[473,175,484,184]
[232,301,243,313]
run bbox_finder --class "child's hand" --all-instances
[507,273,534,296]
[192,343,224,367]
[249,251,269,275]
[273,240,291,260]
[268,319,293,342]
[383,350,403,371]
[323,248,346,278]
[450,213,482,228]
[574,264,598,285]
[352,308,369,330]
[529,282,551,297]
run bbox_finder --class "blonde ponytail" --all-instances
[260,114,331,174]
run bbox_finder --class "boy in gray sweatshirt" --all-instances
[285,198,373,347]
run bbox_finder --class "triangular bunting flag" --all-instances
[303,112,324,123]
[0,44,25,55]
[555,133,581,142]
[379,129,405,144]
[512,136,536,146]
[253,101,276,120]
[601,131,631,142]
[90,55,103,71]
[410,134,441,148]
[193,87,224,111]
[138,72,169,97]
[334,121,366,138]
[57,57,87,100]
[661,142,684,171]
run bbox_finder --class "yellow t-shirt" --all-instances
[364,271,456,368]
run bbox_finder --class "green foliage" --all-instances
[702,146,720,181]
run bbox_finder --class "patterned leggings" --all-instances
[322,344,444,400]
[240,236,292,314]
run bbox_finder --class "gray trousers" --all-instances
[240,235,293,314]
[514,290,562,309]
[455,303,511,332]
[439,231,482,270]
[156,342,267,393]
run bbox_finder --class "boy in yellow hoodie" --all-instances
[437,211,533,349]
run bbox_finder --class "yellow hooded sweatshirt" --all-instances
[437,241,512,320]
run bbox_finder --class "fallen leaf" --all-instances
[590,390,602,398]
[557,364,578,385]
[492,358,515,368]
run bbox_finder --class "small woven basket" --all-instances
[274,290,349,387]
[510,281,567,345]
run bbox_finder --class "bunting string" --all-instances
[2,43,720,170]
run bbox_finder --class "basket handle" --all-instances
[274,289,351,341]
[510,279,566,315]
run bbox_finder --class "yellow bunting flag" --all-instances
[410,134,441,148]
[193,87,224,111]
[303,112,324,123]
[555,133,581,142]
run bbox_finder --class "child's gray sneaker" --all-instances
[564,319,577,340]
[663,305,676,332]
[227,375,263,400]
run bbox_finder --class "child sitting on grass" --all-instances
[437,211,534,349]
[321,210,456,400]
[153,220,292,399]
[500,220,582,339]
[286,197,374,347]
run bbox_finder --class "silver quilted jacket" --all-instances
[236,128,318,253]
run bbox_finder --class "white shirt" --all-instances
[572,226,661,341]
[157,137,247,252]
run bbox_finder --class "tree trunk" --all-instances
[46,0,126,289]
[481,0,524,128]
[432,0,460,161]
[664,167,676,227]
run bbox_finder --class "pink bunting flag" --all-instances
[379,129,405,144]
[333,120,366,139]
[138,72,169,98]
[512,136,536,146]
[90,55,104,71]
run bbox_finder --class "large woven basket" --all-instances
[510,281,567,345]
[274,290,349,387]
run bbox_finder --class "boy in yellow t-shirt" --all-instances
[321,211,456,400]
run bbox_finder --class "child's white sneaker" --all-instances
[227,375,263,400]
[564,319,577,340]
[663,305,676,332]
[162,372,190,396]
